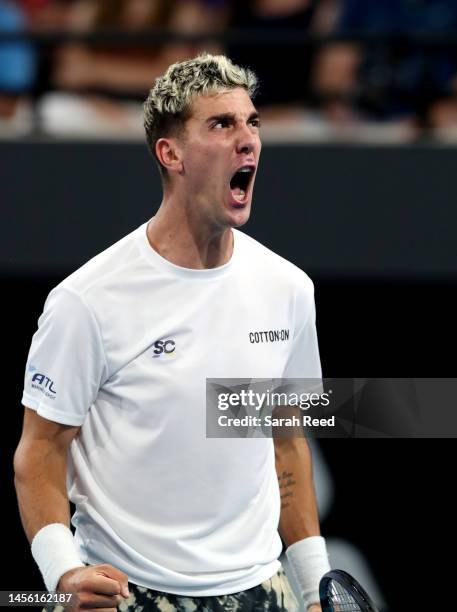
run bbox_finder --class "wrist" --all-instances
[286,535,330,609]
[31,523,85,592]
[57,565,83,591]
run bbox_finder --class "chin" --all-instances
[226,203,251,228]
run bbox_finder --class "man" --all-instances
[14,54,329,611]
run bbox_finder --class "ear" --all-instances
[155,137,184,176]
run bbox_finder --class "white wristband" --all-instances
[285,536,331,609]
[31,523,85,592]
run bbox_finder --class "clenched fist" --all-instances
[57,563,130,611]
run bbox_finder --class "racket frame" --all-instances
[319,569,379,612]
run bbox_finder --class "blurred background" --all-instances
[2,1,456,610]
[3,0,457,138]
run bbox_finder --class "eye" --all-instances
[250,118,261,128]
[213,119,230,129]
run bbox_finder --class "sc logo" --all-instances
[153,339,176,356]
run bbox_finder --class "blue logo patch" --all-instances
[31,371,57,399]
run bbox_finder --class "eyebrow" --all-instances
[205,111,260,124]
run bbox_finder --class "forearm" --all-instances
[14,441,70,543]
[14,438,90,593]
[275,436,328,610]
[275,436,321,545]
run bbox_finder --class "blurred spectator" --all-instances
[58,0,230,95]
[312,0,457,135]
[17,1,72,122]
[227,0,340,121]
[7,0,457,140]
[0,0,37,129]
[39,0,226,135]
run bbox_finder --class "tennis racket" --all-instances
[319,569,379,612]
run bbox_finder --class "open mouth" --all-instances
[229,166,255,205]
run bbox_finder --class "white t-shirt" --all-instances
[22,221,322,596]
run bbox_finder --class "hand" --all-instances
[307,604,322,612]
[57,563,130,611]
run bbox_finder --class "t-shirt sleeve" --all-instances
[22,286,108,426]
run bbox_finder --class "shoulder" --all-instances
[53,223,147,306]
[234,229,314,296]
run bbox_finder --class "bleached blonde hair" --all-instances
[143,53,258,180]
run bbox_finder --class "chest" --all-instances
[100,278,296,392]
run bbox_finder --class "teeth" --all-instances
[234,190,245,201]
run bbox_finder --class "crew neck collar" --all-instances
[137,220,238,280]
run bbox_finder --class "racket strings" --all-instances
[328,578,362,611]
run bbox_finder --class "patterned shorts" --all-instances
[46,568,299,612]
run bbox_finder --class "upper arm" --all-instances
[14,407,81,473]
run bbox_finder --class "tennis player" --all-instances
[14,54,330,611]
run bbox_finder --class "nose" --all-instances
[238,141,254,155]
[236,124,258,155]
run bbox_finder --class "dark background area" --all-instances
[3,141,457,279]
[2,141,455,610]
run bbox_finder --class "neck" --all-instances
[147,192,234,270]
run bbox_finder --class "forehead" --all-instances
[188,88,257,122]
